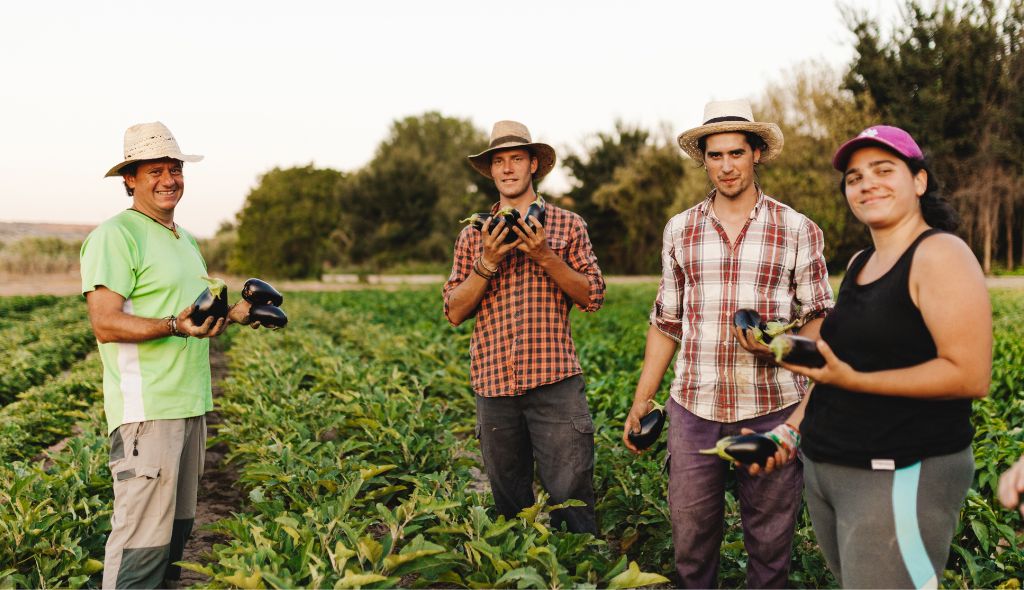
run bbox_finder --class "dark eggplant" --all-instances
[627,400,666,451]
[699,433,779,467]
[241,278,283,307]
[189,277,229,325]
[525,196,546,229]
[769,334,826,368]
[732,308,798,345]
[491,207,522,244]
[249,304,288,329]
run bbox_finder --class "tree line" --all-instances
[207,0,1023,279]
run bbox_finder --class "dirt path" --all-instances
[178,347,245,588]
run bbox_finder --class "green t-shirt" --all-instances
[80,209,214,435]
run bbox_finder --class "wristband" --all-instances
[766,422,801,453]
[167,316,188,338]
[473,258,495,280]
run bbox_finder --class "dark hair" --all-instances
[839,149,959,232]
[697,131,768,162]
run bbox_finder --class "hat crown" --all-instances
[701,99,755,125]
[123,121,181,160]
[488,120,533,148]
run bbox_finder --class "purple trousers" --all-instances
[667,399,803,589]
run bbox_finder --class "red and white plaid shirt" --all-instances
[443,200,604,397]
[652,189,833,422]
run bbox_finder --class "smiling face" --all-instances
[490,147,538,201]
[842,146,927,229]
[123,158,184,221]
[703,132,761,201]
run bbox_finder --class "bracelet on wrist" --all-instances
[473,258,495,280]
[167,316,188,338]
[477,256,498,274]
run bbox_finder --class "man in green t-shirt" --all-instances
[81,121,255,589]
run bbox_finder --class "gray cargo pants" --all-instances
[103,416,205,589]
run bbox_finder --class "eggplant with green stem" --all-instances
[627,399,666,451]
[769,334,826,368]
[189,276,229,325]
[732,308,799,345]
[699,433,779,467]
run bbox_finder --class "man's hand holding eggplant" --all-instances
[510,214,553,265]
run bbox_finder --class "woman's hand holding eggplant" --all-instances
[780,338,856,388]
[176,305,227,338]
[480,217,519,268]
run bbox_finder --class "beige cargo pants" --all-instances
[102,416,205,589]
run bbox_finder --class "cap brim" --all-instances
[677,122,784,163]
[831,137,902,171]
[104,153,203,178]
[467,142,556,179]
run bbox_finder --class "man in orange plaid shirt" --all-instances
[443,120,605,533]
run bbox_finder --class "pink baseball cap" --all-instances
[832,125,924,171]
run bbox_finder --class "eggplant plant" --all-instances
[699,433,779,467]
[189,276,229,325]
[627,399,666,451]
[241,278,283,307]
[769,335,826,368]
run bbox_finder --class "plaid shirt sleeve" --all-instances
[650,217,684,342]
[566,216,605,312]
[793,216,834,322]
[442,227,477,326]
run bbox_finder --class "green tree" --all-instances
[563,122,651,273]
[330,112,496,269]
[231,165,345,279]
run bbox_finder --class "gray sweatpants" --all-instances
[103,416,206,589]
[803,447,974,589]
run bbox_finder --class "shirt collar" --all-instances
[698,185,766,221]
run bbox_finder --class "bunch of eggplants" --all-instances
[189,277,230,325]
[699,433,779,467]
[460,197,546,244]
[627,399,666,451]
[242,278,288,329]
[769,335,825,368]
[732,308,797,345]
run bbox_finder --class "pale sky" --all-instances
[0,0,899,237]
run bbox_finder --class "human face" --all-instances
[703,133,760,200]
[124,158,184,221]
[490,148,538,201]
[842,146,927,229]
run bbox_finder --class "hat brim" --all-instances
[467,142,556,179]
[104,153,204,178]
[831,136,906,171]
[677,122,784,163]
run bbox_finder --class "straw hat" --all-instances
[104,121,203,177]
[677,100,784,163]
[468,121,556,179]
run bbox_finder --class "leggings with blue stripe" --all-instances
[803,448,974,589]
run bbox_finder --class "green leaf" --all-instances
[607,561,671,590]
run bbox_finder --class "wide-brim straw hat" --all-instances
[104,121,203,177]
[468,120,556,179]
[677,100,784,163]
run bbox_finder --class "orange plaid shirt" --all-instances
[443,201,604,396]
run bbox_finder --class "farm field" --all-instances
[0,285,1021,589]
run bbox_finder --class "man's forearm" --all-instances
[633,325,679,401]
[446,272,492,325]
[91,311,174,344]
[538,252,593,308]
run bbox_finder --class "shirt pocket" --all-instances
[531,237,569,275]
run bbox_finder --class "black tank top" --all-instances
[801,229,974,468]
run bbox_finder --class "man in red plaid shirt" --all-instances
[443,120,604,533]
[622,100,834,588]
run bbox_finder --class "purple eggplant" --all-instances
[249,304,288,329]
[732,308,799,345]
[699,433,779,467]
[525,196,546,229]
[769,335,826,368]
[241,278,283,307]
[189,277,229,325]
[628,400,666,451]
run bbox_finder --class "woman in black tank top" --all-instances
[750,126,992,587]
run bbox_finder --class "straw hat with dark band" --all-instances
[677,99,784,163]
[105,121,203,177]
[468,120,556,179]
